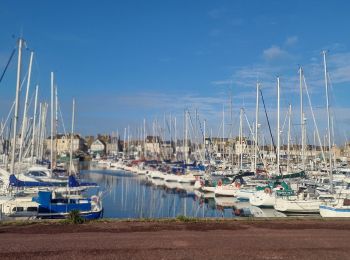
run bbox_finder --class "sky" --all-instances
[0,0,350,145]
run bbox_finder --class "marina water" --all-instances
[80,165,282,219]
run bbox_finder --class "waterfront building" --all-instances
[144,136,161,156]
[90,139,106,156]
[45,134,86,155]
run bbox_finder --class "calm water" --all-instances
[80,166,255,219]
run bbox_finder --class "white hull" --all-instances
[215,196,235,207]
[274,197,321,213]
[250,190,275,208]
[214,185,238,197]
[163,174,180,182]
[201,186,216,193]
[149,170,164,179]
[235,189,255,200]
[164,181,183,190]
[320,205,350,217]
[177,174,196,183]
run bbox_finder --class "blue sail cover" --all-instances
[9,174,59,187]
[188,165,206,171]
[68,175,97,187]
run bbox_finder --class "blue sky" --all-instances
[0,1,350,144]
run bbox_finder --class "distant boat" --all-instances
[320,198,350,217]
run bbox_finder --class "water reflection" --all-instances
[80,165,283,218]
[80,167,282,219]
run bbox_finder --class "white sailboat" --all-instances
[320,197,350,217]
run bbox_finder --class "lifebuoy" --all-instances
[91,195,99,203]
[264,187,272,194]
[218,179,223,186]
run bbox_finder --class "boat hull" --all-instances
[38,209,103,220]
[320,205,350,217]
[274,197,321,213]
[250,191,275,208]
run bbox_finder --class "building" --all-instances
[84,135,95,147]
[175,140,191,161]
[90,139,106,155]
[144,136,161,155]
[160,141,174,159]
[106,142,118,155]
[45,134,86,155]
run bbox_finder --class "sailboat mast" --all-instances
[31,85,39,164]
[50,72,54,176]
[185,110,188,163]
[127,125,130,157]
[203,119,206,160]
[123,127,126,158]
[143,118,146,158]
[36,103,42,159]
[19,51,34,164]
[299,67,305,171]
[239,108,243,170]
[254,82,259,173]
[331,115,336,167]
[11,38,23,175]
[323,50,333,193]
[222,104,225,155]
[55,85,58,154]
[174,116,177,159]
[69,99,75,175]
[287,104,292,173]
[277,77,281,174]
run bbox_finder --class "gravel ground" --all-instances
[0,219,350,259]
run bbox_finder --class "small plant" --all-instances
[176,215,197,222]
[67,210,85,224]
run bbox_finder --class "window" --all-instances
[27,207,38,212]
[13,207,24,212]
[29,171,47,177]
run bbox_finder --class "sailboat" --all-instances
[2,190,103,219]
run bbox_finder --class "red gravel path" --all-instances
[0,219,349,259]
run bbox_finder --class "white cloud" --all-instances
[328,52,350,84]
[263,45,289,61]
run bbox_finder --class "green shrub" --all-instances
[67,210,85,224]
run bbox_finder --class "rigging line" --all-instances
[327,72,344,145]
[187,110,204,162]
[259,88,277,162]
[242,109,267,170]
[281,108,289,135]
[58,101,67,135]
[303,74,326,162]
[0,48,16,84]
[196,114,214,163]
[0,71,28,138]
[18,90,36,135]
[187,110,197,140]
